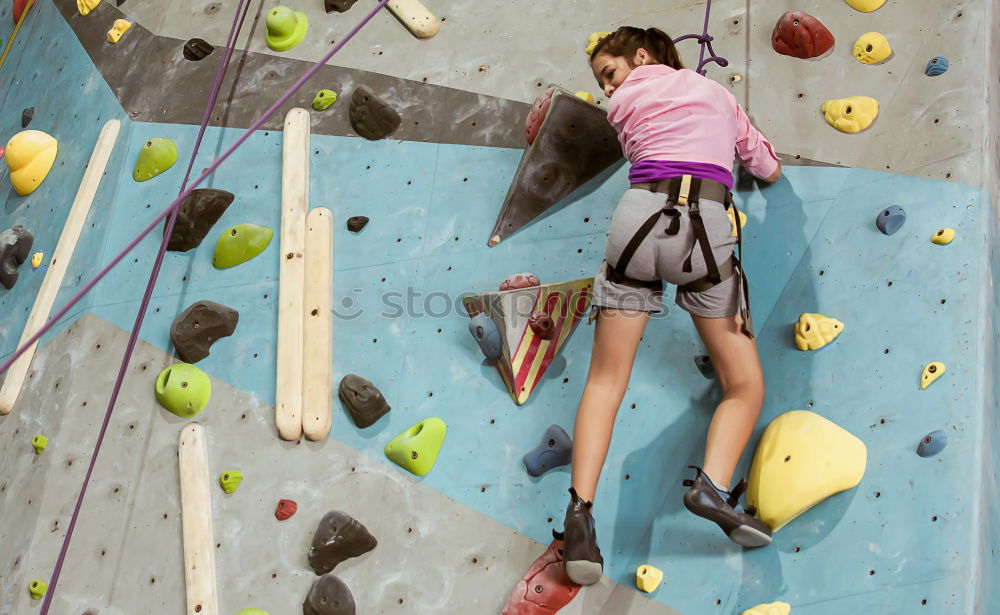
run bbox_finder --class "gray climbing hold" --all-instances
[20,107,34,128]
[303,574,355,615]
[349,86,401,141]
[917,430,947,457]
[337,374,391,428]
[166,188,235,252]
[169,300,239,363]
[308,511,378,575]
[468,313,502,360]
[694,355,715,379]
[875,205,906,236]
[346,216,368,233]
[925,56,949,77]
[325,0,358,12]
[0,225,34,290]
[522,424,573,477]
[183,38,214,61]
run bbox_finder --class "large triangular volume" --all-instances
[488,86,624,246]
[463,278,593,405]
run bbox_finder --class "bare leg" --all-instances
[691,312,765,489]
[570,308,650,503]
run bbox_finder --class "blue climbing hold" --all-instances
[694,355,715,379]
[469,313,502,360]
[875,206,906,236]
[523,424,573,477]
[917,430,947,457]
[925,56,949,77]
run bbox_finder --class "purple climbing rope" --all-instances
[28,0,393,611]
[671,0,729,75]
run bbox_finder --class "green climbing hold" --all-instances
[236,610,270,615]
[219,470,243,494]
[213,223,274,269]
[29,579,47,600]
[154,363,211,418]
[31,434,47,454]
[265,6,308,52]
[312,89,338,111]
[384,417,447,476]
[133,138,178,182]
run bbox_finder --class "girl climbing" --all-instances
[559,26,782,586]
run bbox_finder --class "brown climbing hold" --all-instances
[169,300,239,363]
[183,38,214,61]
[337,374,391,428]
[348,86,401,141]
[525,88,555,146]
[0,225,34,290]
[308,511,378,575]
[324,0,357,12]
[303,574,355,615]
[166,188,235,252]
[346,216,369,233]
[528,311,555,340]
[771,11,835,59]
[275,499,297,520]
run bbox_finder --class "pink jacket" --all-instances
[606,64,780,180]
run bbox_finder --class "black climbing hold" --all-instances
[20,107,34,128]
[166,188,235,252]
[522,424,572,477]
[324,0,358,12]
[116,0,126,5]
[169,300,239,363]
[183,38,215,61]
[917,430,947,457]
[349,86,401,141]
[346,216,369,233]
[337,374,391,428]
[303,574,355,615]
[0,225,34,290]
[875,205,906,236]
[308,510,378,575]
[694,355,716,379]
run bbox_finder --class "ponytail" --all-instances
[589,26,684,70]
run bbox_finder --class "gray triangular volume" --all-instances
[488,85,623,246]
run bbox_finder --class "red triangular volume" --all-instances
[463,278,592,406]
[13,0,35,23]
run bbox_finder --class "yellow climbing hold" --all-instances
[31,252,42,268]
[747,410,867,531]
[931,228,955,245]
[742,602,791,615]
[575,91,595,104]
[586,31,611,56]
[77,0,101,15]
[635,565,663,593]
[5,130,58,196]
[793,313,843,351]
[845,0,885,12]
[853,32,891,64]
[920,362,946,389]
[727,207,747,237]
[822,96,879,134]
[107,18,132,44]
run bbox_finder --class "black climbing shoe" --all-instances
[683,466,772,548]
[555,487,604,585]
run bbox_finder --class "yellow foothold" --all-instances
[635,565,663,593]
[845,0,886,12]
[931,228,955,245]
[5,130,58,196]
[747,410,867,531]
[31,252,42,268]
[793,313,844,351]
[586,31,612,55]
[727,207,747,237]
[822,96,879,134]
[77,0,101,15]
[853,32,891,64]
[920,362,946,389]
[574,91,595,104]
[107,18,132,44]
[742,602,792,615]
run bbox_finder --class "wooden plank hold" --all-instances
[178,423,219,615]
[386,0,441,39]
[0,119,121,415]
[276,107,310,440]
[302,207,333,441]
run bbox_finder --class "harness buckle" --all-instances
[677,174,692,206]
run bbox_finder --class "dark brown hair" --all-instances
[590,26,684,70]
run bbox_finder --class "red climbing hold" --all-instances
[275,499,298,521]
[500,272,540,291]
[12,0,33,23]
[771,11,835,59]
[502,540,580,614]
[525,88,555,146]
[528,312,555,340]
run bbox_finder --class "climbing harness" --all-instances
[604,174,755,338]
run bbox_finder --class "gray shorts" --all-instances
[590,188,741,320]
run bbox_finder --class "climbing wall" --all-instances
[0,0,998,614]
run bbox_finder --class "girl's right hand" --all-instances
[764,163,782,183]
